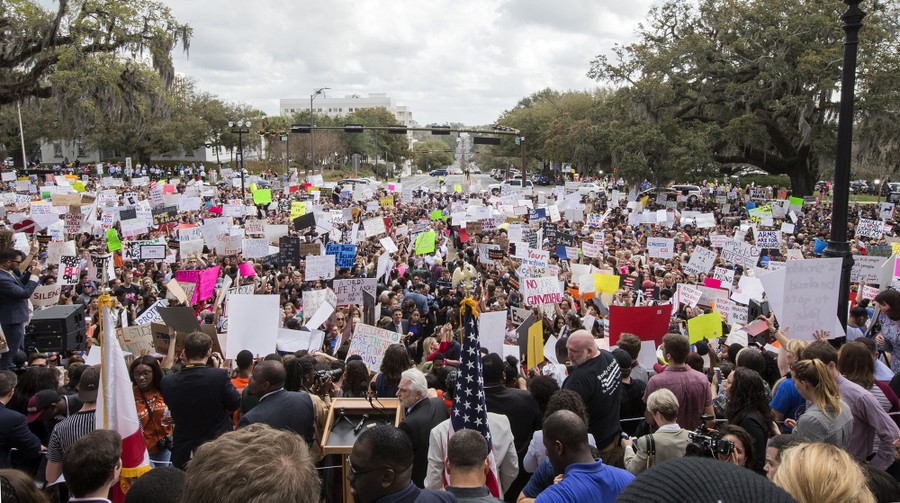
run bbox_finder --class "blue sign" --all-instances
[325,244,357,268]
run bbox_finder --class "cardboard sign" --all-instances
[721,240,760,269]
[851,255,887,283]
[522,276,562,306]
[157,306,201,333]
[346,323,403,372]
[333,278,377,305]
[140,244,166,260]
[755,230,781,249]
[299,242,322,257]
[115,324,155,355]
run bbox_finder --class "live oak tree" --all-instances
[588,0,900,195]
[1,0,191,108]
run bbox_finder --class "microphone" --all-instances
[353,414,370,434]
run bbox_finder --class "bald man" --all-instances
[562,330,623,467]
[238,360,317,449]
[536,410,633,502]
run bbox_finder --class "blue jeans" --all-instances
[0,323,24,369]
[150,447,171,468]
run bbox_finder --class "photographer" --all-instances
[716,424,755,470]
[622,389,689,475]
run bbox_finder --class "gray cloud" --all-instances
[164,0,658,125]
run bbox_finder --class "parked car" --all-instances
[468,167,481,174]
[337,178,377,188]
[535,174,550,185]
[448,167,463,175]
[429,169,448,177]
[576,182,604,198]
[488,179,533,195]
[670,184,703,202]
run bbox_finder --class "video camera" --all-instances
[314,368,343,383]
[685,417,734,459]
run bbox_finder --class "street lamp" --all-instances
[229,119,251,197]
[875,179,882,204]
[823,0,865,330]
[310,87,330,177]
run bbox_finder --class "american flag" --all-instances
[448,302,501,497]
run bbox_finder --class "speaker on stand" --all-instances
[25,304,87,354]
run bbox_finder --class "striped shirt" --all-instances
[47,410,96,463]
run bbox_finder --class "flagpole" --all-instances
[98,294,112,430]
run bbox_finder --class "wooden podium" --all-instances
[321,398,404,503]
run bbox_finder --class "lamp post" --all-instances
[823,0,865,330]
[310,87,330,177]
[229,119,251,197]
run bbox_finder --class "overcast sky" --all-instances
[162,0,659,126]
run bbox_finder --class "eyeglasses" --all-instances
[347,459,391,477]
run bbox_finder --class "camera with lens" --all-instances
[157,435,174,451]
[685,418,733,459]
[314,368,343,383]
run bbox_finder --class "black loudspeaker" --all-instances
[26,304,86,353]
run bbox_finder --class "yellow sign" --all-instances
[380,196,394,208]
[527,320,543,370]
[290,201,306,219]
[593,274,620,294]
[687,312,723,344]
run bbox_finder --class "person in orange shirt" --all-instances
[231,350,254,425]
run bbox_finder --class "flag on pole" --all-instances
[448,298,501,497]
[97,296,151,501]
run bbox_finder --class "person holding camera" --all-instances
[622,388,690,475]
[131,355,173,467]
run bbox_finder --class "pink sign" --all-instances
[238,263,256,277]
[195,266,220,303]
[894,257,900,278]
[704,277,722,289]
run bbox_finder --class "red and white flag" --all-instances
[97,301,151,501]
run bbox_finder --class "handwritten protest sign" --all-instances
[325,243,357,268]
[755,230,781,249]
[346,323,403,371]
[677,284,703,308]
[134,299,168,325]
[523,277,563,306]
[414,231,436,255]
[721,240,760,269]
[31,283,61,307]
[305,254,335,281]
[685,246,717,275]
[363,217,387,237]
[333,278,377,305]
[850,255,887,283]
[857,218,884,239]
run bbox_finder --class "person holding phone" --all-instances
[0,248,41,369]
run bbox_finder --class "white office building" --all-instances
[279,93,414,126]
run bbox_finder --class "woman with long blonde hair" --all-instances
[785,359,852,448]
[773,442,875,503]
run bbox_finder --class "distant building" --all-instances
[279,92,414,126]
[38,139,206,164]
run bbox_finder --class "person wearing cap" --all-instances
[0,370,41,469]
[25,389,61,425]
[45,365,99,484]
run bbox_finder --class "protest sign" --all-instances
[299,242,321,257]
[685,246,717,275]
[608,304,673,345]
[224,294,279,359]
[593,274,620,294]
[139,244,166,260]
[523,276,562,305]
[58,255,82,285]
[134,299,168,325]
[151,206,177,226]
[278,236,300,266]
[712,267,735,288]
[647,237,674,259]
[115,325,155,355]
[251,189,272,205]
[363,217,387,237]
[325,243,357,268]
[276,328,324,353]
[31,283,61,307]
[687,312,723,343]
[721,240,760,269]
[305,254,335,281]
[379,237,398,254]
[677,284,703,308]
[862,285,880,301]
[851,255,887,283]
[759,258,843,341]
[414,231,436,255]
[241,238,269,259]
[333,278,377,305]
[346,323,403,371]
[857,218,884,239]
[754,230,781,249]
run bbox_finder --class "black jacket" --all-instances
[237,389,316,446]
[399,397,449,487]
[160,366,240,469]
[0,403,41,468]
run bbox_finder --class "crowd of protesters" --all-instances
[0,161,899,502]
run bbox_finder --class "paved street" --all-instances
[398,173,557,195]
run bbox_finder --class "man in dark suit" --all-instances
[0,370,40,468]
[0,249,41,369]
[481,353,542,503]
[237,360,317,449]
[160,331,240,469]
[397,368,448,488]
[384,308,409,335]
